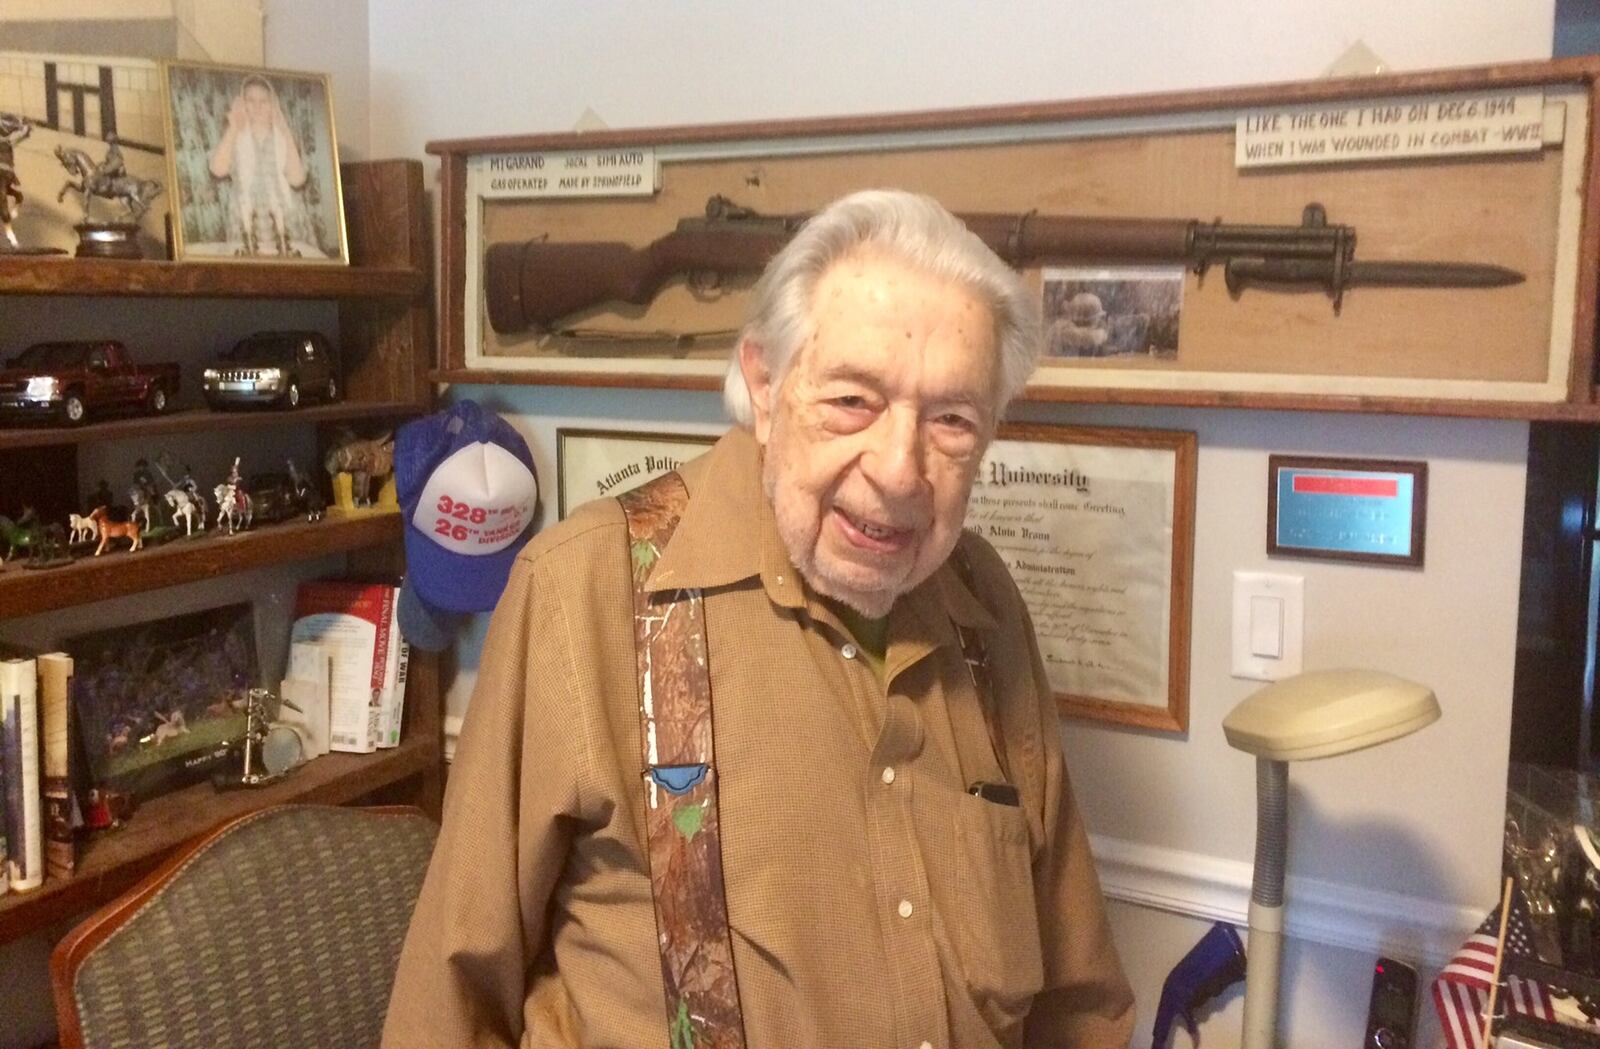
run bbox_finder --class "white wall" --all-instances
[359,4,1555,1047]
[262,0,369,159]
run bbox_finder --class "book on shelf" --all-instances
[38,652,77,878]
[0,708,7,898]
[392,636,410,747]
[1,657,43,892]
[280,641,333,758]
[291,581,408,754]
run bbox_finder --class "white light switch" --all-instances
[1233,572,1303,681]
[1249,595,1283,658]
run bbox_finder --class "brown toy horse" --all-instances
[89,506,142,555]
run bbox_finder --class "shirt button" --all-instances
[919,1042,934,1049]
[881,766,896,785]
[841,643,858,660]
[897,899,914,919]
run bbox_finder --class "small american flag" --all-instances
[1432,885,1555,1049]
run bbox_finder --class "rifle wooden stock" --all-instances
[486,226,789,334]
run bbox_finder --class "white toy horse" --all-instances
[164,488,204,536]
[213,480,253,535]
[68,512,98,544]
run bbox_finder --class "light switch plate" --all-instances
[1232,571,1303,680]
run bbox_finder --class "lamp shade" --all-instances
[1222,668,1440,762]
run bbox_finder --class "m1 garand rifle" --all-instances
[483,194,1525,335]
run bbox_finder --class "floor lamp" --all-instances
[1223,669,1441,1049]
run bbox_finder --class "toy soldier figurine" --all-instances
[86,480,116,516]
[99,133,127,181]
[130,459,161,530]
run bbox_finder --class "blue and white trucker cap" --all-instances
[396,400,538,650]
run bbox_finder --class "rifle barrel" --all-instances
[959,213,1195,264]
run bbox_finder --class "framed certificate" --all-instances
[971,424,1197,731]
[556,428,718,519]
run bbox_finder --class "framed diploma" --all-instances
[556,428,718,518]
[971,424,1197,731]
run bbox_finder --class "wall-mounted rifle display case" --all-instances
[429,57,1600,420]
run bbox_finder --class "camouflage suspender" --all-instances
[619,477,1007,1049]
[619,473,747,1049]
[953,547,1011,785]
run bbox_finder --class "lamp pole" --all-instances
[1241,756,1288,1049]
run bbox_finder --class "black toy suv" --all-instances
[202,331,341,410]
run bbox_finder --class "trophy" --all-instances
[0,113,65,257]
[53,133,162,259]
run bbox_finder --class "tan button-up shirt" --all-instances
[385,428,1134,1049]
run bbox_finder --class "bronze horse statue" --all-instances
[325,431,395,507]
[55,138,162,223]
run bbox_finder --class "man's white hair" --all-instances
[723,189,1041,426]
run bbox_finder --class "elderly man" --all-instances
[385,190,1134,1048]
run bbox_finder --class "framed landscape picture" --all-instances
[67,602,257,801]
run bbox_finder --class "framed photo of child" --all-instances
[160,60,348,264]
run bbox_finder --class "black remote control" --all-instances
[1364,956,1419,1049]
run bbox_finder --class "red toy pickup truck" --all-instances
[0,341,181,425]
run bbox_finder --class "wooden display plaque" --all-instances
[428,58,1600,420]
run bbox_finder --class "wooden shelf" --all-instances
[0,736,439,944]
[0,399,426,451]
[432,367,722,393]
[0,255,425,300]
[0,511,402,618]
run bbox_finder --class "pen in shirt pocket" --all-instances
[968,781,1020,807]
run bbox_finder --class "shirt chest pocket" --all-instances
[915,779,1045,1034]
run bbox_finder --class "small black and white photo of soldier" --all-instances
[1041,266,1183,359]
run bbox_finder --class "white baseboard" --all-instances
[1090,834,1486,968]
